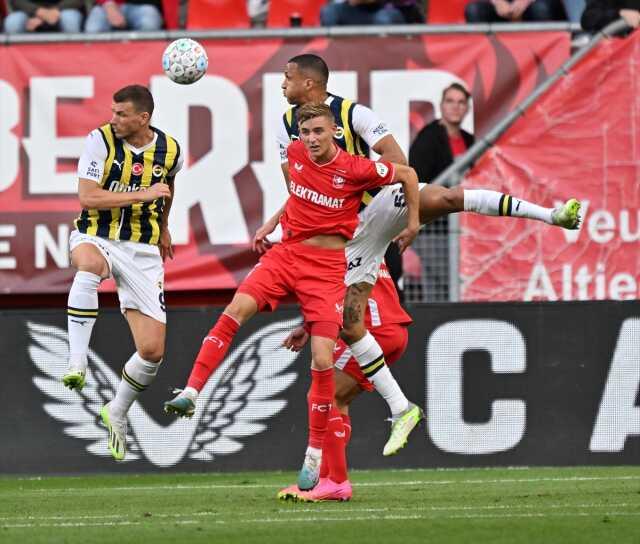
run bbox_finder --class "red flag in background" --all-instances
[461,32,640,302]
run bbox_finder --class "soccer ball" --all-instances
[162,38,208,85]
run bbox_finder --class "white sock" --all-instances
[305,446,322,459]
[349,332,409,416]
[67,271,101,370]
[464,189,554,224]
[110,352,161,419]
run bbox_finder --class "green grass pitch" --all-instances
[1,466,639,543]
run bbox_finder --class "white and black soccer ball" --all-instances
[162,38,208,85]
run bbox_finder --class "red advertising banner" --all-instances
[461,32,640,302]
[0,32,569,293]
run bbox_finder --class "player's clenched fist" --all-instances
[141,183,172,201]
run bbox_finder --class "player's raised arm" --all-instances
[372,134,407,166]
[390,163,420,253]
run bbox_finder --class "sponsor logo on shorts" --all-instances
[132,163,144,176]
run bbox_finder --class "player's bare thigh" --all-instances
[418,184,464,224]
[125,309,166,362]
[341,281,374,344]
[71,243,110,278]
[334,368,361,415]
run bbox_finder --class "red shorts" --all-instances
[237,242,346,339]
[333,323,409,392]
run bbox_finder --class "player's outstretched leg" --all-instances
[164,312,240,418]
[63,270,101,391]
[419,185,582,230]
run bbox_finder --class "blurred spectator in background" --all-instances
[409,83,474,185]
[4,0,82,32]
[581,0,640,31]
[320,0,405,25]
[465,0,556,22]
[85,0,163,32]
[248,0,269,26]
[560,0,586,23]
[408,82,474,301]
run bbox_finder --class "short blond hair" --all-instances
[297,103,335,126]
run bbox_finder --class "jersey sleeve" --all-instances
[351,103,392,149]
[167,144,184,177]
[77,130,108,183]
[351,155,396,191]
[276,116,292,164]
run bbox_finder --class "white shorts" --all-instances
[345,183,425,286]
[69,230,166,323]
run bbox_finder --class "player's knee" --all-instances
[442,187,463,212]
[311,355,333,371]
[75,257,108,277]
[224,294,257,325]
[137,343,164,363]
[340,323,364,345]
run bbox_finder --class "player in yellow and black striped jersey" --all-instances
[63,85,183,462]
[74,123,181,245]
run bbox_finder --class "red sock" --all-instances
[187,313,239,391]
[342,413,352,446]
[323,407,347,484]
[307,367,334,450]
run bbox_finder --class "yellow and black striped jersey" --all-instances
[278,93,392,206]
[74,124,182,245]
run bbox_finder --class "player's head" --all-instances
[110,85,154,139]
[282,54,329,105]
[440,83,470,126]
[297,103,337,162]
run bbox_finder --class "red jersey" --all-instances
[281,140,395,243]
[365,263,413,328]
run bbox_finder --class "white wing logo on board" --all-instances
[27,319,302,467]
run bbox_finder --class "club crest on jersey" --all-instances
[294,162,304,172]
[375,162,389,177]
[152,164,164,177]
[332,175,345,189]
[334,127,345,139]
[132,163,144,176]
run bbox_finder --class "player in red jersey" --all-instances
[277,262,411,502]
[164,103,421,491]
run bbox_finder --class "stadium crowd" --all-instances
[3,0,632,34]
